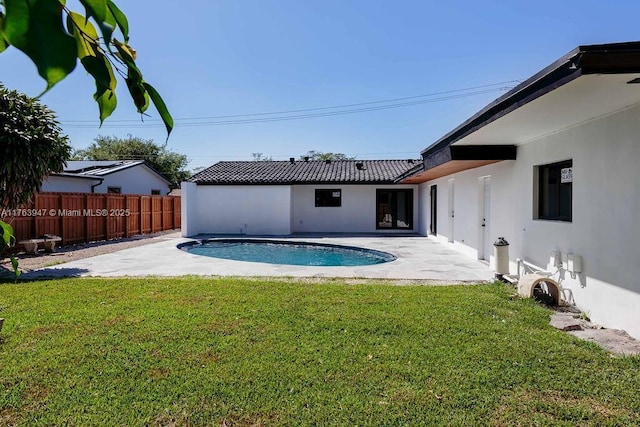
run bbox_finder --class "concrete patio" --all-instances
[22,234,494,282]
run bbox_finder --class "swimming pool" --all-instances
[179,239,396,266]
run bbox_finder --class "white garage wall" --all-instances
[41,175,96,193]
[184,185,293,236]
[291,184,418,233]
[92,165,170,195]
[420,103,640,338]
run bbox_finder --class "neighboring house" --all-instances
[400,41,640,338]
[41,160,172,195]
[181,159,420,235]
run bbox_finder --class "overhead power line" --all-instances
[61,81,520,129]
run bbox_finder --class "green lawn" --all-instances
[0,278,639,426]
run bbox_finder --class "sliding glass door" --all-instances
[376,189,413,229]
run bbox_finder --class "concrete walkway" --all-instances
[23,234,494,282]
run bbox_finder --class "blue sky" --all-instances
[2,1,640,170]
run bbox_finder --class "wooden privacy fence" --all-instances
[4,192,181,246]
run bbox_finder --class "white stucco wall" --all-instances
[184,185,293,236]
[181,182,198,237]
[92,165,170,195]
[182,183,419,236]
[420,103,640,338]
[40,175,97,193]
[291,184,418,233]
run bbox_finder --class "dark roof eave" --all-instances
[422,41,640,156]
[50,173,103,181]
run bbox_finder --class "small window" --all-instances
[315,189,341,207]
[151,189,161,195]
[537,160,572,222]
[107,186,122,194]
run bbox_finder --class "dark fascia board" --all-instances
[423,145,517,170]
[50,172,103,182]
[450,145,517,161]
[421,41,640,156]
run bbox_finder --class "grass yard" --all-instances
[0,278,639,426]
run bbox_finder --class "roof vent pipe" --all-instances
[304,157,309,162]
[289,157,295,163]
[355,162,364,170]
[325,159,331,164]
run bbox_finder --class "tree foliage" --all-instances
[299,150,355,161]
[252,152,273,161]
[0,84,71,209]
[0,0,173,137]
[0,85,70,281]
[73,135,189,188]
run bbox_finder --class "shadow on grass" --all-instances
[1,267,90,282]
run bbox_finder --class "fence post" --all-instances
[105,194,110,240]
[34,194,40,237]
[84,194,89,243]
[59,194,65,244]
[124,195,129,237]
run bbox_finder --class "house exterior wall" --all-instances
[182,185,293,236]
[40,175,96,193]
[291,184,418,233]
[420,103,640,338]
[92,165,170,195]
[182,183,419,236]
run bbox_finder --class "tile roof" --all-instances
[190,160,421,185]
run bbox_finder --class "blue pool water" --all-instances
[180,239,396,266]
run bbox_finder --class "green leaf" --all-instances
[1,0,29,42]
[3,0,77,91]
[66,11,100,59]
[79,0,108,23]
[107,0,128,41]
[0,221,14,249]
[99,6,116,48]
[79,0,116,48]
[81,54,115,91]
[126,78,148,113]
[81,54,117,122]
[94,88,117,123]
[143,82,174,137]
[113,39,135,63]
[113,39,142,79]
[0,13,9,53]
[10,255,20,281]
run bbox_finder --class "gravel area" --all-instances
[1,230,181,274]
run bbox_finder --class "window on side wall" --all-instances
[537,160,572,222]
[151,189,161,195]
[107,186,122,194]
[315,189,341,207]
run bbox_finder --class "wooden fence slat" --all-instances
[8,192,180,247]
